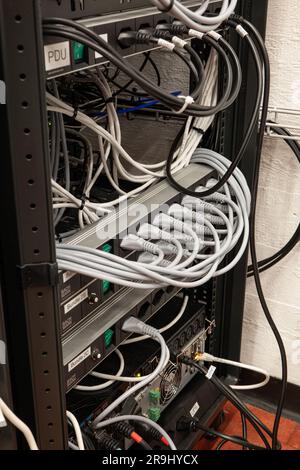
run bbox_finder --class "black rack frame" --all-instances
[0,0,268,450]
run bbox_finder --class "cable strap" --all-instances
[173,95,194,114]
[192,127,205,135]
[80,194,89,210]
[72,105,79,120]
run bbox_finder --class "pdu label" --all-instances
[68,347,91,373]
[64,288,88,314]
[44,41,71,71]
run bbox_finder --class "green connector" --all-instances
[102,280,111,294]
[72,41,86,63]
[149,389,161,405]
[147,407,161,422]
[102,244,113,294]
[104,328,114,349]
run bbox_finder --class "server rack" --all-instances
[0,0,268,450]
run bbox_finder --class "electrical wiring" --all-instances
[166,29,263,198]
[66,410,85,450]
[177,417,265,450]
[229,14,288,451]
[56,151,250,291]
[123,295,189,344]
[247,125,300,277]
[47,51,218,223]
[74,349,125,391]
[0,398,39,450]
[199,353,270,391]
[94,415,176,450]
[92,317,170,425]
[47,46,218,229]
[151,0,237,33]
[43,17,238,117]
[180,357,274,450]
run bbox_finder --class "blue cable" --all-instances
[93,91,181,118]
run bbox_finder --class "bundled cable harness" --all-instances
[56,150,250,289]
[151,0,238,33]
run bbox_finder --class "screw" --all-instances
[88,293,99,305]
[92,349,101,361]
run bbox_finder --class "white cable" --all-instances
[94,415,176,450]
[0,398,38,450]
[92,317,169,424]
[66,410,85,450]
[123,295,189,345]
[75,349,125,391]
[201,353,270,391]
[151,0,237,33]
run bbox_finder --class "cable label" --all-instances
[68,347,91,373]
[44,41,71,72]
[95,34,109,59]
[190,401,200,418]
[206,365,216,380]
[63,271,76,283]
[64,288,88,314]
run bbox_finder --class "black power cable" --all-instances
[177,416,264,450]
[231,15,288,451]
[247,125,300,277]
[43,17,238,117]
[215,412,248,450]
[180,357,273,449]
[166,32,262,198]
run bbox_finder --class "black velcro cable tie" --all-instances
[55,230,63,244]
[73,105,79,120]
[193,127,205,135]
[158,0,175,13]
[80,194,89,211]
[104,96,115,105]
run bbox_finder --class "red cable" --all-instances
[161,436,169,447]
[130,431,143,444]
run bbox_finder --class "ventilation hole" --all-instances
[28,179,34,185]
[30,203,36,209]
[48,423,53,428]
[42,351,48,357]
[15,15,22,22]
[19,73,26,81]
[26,154,32,160]
[47,406,52,411]
[34,249,40,255]
[17,44,24,52]
[49,439,54,444]
[22,101,29,109]
[32,227,38,233]
[44,370,49,375]
[37,292,43,298]
[39,312,45,318]
[40,332,46,338]
[24,128,31,135]
[45,388,51,393]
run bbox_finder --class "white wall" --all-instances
[240,0,300,386]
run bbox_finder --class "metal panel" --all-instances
[0,0,67,449]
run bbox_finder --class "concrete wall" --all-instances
[240,0,300,386]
